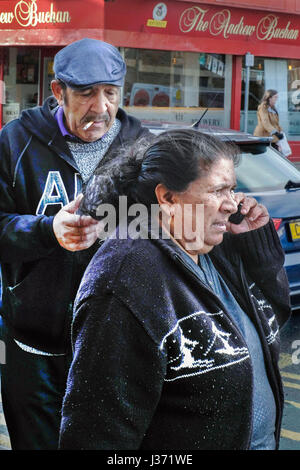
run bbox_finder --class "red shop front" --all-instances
[104,0,300,162]
[2,0,300,161]
[0,0,104,127]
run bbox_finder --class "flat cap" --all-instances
[54,38,126,89]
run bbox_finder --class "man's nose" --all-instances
[90,90,109,114]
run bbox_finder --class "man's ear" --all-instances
[51,80,64,106]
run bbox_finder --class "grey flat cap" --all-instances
[54,38,126,89]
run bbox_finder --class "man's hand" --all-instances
[53,194,100,251]
[226,192,269,235]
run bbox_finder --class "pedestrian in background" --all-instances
[0,37,149,450]
[59,129,291,450]
[253,89,285,152]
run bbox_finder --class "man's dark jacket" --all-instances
[0,96,149,353]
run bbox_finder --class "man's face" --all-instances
[52,81,120,142]
[171,158,238,255]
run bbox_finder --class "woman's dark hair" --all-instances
[80,128,239,218]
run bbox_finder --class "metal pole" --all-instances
[244,64,250,133]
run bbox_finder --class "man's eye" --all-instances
[78,90,93,98]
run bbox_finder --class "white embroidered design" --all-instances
[171,327,214,371]
[160,311,249,382]
[255,298,272,313]
[265,315,279,345]
[249,283,279,345]
[212,322,248,356]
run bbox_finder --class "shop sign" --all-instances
[147,2,168,28]
[179,7,299,41]
[0,0,102,29]
[106,1,300,45]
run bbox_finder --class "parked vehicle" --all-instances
[145,121,300,310]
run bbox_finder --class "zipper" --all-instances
[13,136,32,187]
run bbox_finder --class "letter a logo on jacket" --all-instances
[36,171,69,215]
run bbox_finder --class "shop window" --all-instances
[241,56,300,141]
[2,47,39,126]
[122,48,231,128]
[41,56,55,103]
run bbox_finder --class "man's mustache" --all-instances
[83,113,110,124]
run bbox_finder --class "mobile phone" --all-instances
[229,203,245,225]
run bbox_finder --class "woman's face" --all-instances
[169,157,238,256]
[269,94,278,107]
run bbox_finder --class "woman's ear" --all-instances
[155,183,177,207]
[155,184,178,232]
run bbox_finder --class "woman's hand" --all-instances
[226,193,270,235]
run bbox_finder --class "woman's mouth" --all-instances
[213,221,227,232]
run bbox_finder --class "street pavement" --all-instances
[278,312,300,450]
[279,160,300,449]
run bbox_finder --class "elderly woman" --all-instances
[59,129,290,451]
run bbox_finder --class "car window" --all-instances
[235,145,300,192]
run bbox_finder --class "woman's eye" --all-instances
[213,188,235,197]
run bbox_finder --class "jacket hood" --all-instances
[19,96,60,144]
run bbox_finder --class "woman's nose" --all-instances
[222,193,238,213]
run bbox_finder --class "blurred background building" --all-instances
[1,0,300,160]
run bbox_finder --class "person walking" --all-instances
[59,129,291,450]
[0,37,149,450]
[253,89,285,152]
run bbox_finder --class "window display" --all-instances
[241,56,300,140]
[122,48,231,128]
[2,47,39,125]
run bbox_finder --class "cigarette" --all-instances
[83,121,94,130]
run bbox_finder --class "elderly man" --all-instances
[0,38,149,450]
